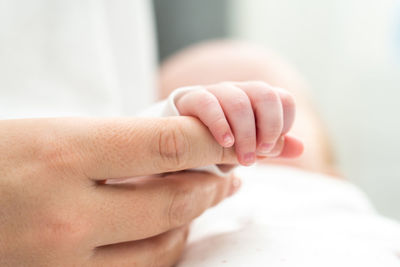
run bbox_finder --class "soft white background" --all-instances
[230,0,400,220]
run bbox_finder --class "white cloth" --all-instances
[0,0,156,118]
[1,1,400,266]
[178,165,400,267]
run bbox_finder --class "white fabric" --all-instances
[1,1,400,266]
[0,0,156,118]
[178,165,400,267]
[138,86,199,118]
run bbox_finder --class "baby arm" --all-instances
[175,81,303,166]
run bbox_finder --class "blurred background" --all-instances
[153,0,400,220]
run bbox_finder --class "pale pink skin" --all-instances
[175,81,304,166]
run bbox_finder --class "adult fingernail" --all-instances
[222,133,234,147]
[243,152,256,165]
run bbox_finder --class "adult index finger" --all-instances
[69,117,237,180]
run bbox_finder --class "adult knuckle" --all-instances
[157,121,189,170]
[37,137,79,175]
[147,240,173,267]
[151,228,187,267]
[167,184,196,228]
[39,209,91,250]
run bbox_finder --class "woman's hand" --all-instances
[0,117,241,266]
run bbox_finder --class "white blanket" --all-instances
[177,165,400,267]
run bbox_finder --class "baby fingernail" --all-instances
[222,133,234,147]
[264,136,285,157]
[258,143,273,154]
[243,152,256,165]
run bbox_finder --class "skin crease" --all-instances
[159,40,338,176]
[175,81,303,166]
[0,115,302,266]
[0,39,330,267]
[0,117,244,266]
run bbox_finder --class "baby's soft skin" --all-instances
[175,81,304,166]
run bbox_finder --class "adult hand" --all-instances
[0,116,242,267]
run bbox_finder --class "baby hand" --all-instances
[175,81,303,166]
